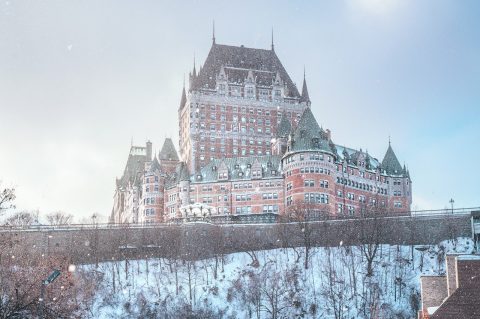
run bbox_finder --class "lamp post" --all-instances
[39,269,61,319]
[449,199,455,214]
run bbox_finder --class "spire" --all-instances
[179,77,187,110]
[192,53,196,77]
[271,27,274,51]
[381,141,403,175]
[212,20,216,44]
[300,66,311,106]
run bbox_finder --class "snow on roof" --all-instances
[457,255,480,261]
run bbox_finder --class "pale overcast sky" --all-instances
[1,0,479,220]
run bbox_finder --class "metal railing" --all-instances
[0,207,478,232]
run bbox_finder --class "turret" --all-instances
[283,108,337,217]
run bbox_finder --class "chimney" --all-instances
[446,254,461,296]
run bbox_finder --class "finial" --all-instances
[388,135,391,146]
[271,27,274,51]
[183,73,185,88]
[303,65,306,80]
[212,20,216,44]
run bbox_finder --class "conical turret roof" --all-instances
[290,108,334,154]
[159,138,179,161]
[381,143,403,175]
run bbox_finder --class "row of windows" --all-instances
[201,197,213,203]
[337,191,367,203]
[337,204,355,215]
[262,193,279,200]
[303,180,329,188]
[336,177,387,195]
[145,185,159,192]
[300,167,332,175]
[145,176,159,183]
[236,194,252,201]
[236,206,252,214]
[193,123,273,136]
[304,193,329,204]
[144,197,156,205]
[285,154,332,164]
[144,208,156,216]
[263,205,279,213]
[191,104,302,120]
[200,149,271,159]
[299,154,332,162]
[337,165,389,183]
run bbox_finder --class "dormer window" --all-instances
[218,84,226,94]
[246,87,254,98]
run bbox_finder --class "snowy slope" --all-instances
[80,237,474,318]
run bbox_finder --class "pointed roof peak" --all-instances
[382,142,403,175]
[300,67,311,105]
[179,81,187,110]
[159,138,179,161]
[271,27,274,51]
[192,52,197,77]
[212,20,216,44]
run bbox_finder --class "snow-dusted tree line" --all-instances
[83,237,473,318]
[0,185,474,318]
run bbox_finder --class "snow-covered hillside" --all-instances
[81,237,474,318]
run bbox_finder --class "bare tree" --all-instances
[0,252,97,318]
[4,210,39,227]
[0,185,15,214]
[358,199,387,277]
[320,248,349,319]
[286,201,330,269]
[46,211,74,225]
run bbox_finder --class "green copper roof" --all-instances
[276,112,292,138]
[381,143,403,175]
[290,108,335,154]
[159,138,179,161]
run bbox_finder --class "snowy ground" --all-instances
[80,237,474,318]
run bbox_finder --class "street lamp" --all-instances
[39,269,61,319]
[449,199,455,214]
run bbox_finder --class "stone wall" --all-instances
[0,214,472,265]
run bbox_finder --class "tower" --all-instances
[178,35,310,172]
